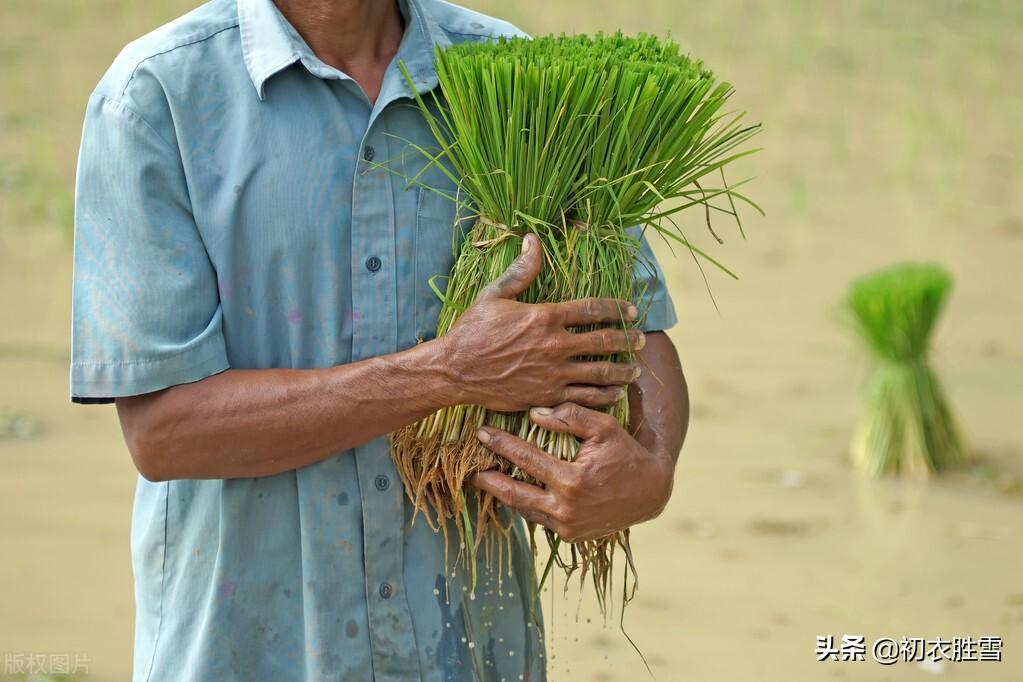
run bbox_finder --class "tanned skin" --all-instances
[115,0,689,541]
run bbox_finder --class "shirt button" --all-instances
[365,256,381,272]
[379,582,393,599]
[363,145,375,162]
[374,474,390,491]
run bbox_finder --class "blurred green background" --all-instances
[1,1,1021,680]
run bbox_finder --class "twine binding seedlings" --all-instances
[389,32,761,616]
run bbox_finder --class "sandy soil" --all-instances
[2,1,1022,680]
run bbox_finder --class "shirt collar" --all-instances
[238,0,451,100]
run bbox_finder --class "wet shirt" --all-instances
[70,0,678,680]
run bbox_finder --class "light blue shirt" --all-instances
[70,0,677,680]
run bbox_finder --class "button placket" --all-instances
[350,116,417,678]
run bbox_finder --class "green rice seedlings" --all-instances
[391,33,760,610]
[844,263,969,476]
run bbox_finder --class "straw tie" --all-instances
[472,215,519,248]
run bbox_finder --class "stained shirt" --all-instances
[69,0,678,680]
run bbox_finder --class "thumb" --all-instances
[479,233,541,300]
[528,402,618,442]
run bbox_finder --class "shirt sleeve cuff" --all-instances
[70,338,229,403]
[639,290,678,333]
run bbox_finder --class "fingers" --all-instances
[529,402,620,441]
[516,507,564,535]
[478,233,541,300]
[567,328,646,356]
[476,427,566,484]
[554,298,638,327]
[470,471,557,519]
[559,385,626,409]
[564,361,641,386]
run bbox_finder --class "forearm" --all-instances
[116,338,461,481]
[115,236,645,482]
[627,331,689,464]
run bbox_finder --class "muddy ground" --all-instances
[1,0,1021,679]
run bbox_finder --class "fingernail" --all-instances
[632,365,642,379]
[626,304,638,320]
[531,407,553,417]
[476,428,491,444]
[521,235,531,254]
[615,388,627,401]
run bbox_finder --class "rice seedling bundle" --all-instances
[844,263,969,476]
[392,33,760,607]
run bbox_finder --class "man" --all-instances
[70,0,689,679]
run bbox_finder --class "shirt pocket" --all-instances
[413,188,460,342]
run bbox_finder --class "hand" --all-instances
[440,234,646,412]
[470,402,675,542]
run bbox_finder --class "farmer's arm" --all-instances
[622,228,686,463]
[116,234,645,482]
[117,344,468,482]
[471,332,687,542]
[628,331,689,464]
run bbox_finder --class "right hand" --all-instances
[439,233,646,412]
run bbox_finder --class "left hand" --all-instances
[471,402,675,543]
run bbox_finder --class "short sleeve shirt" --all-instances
[70,0,678,680]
